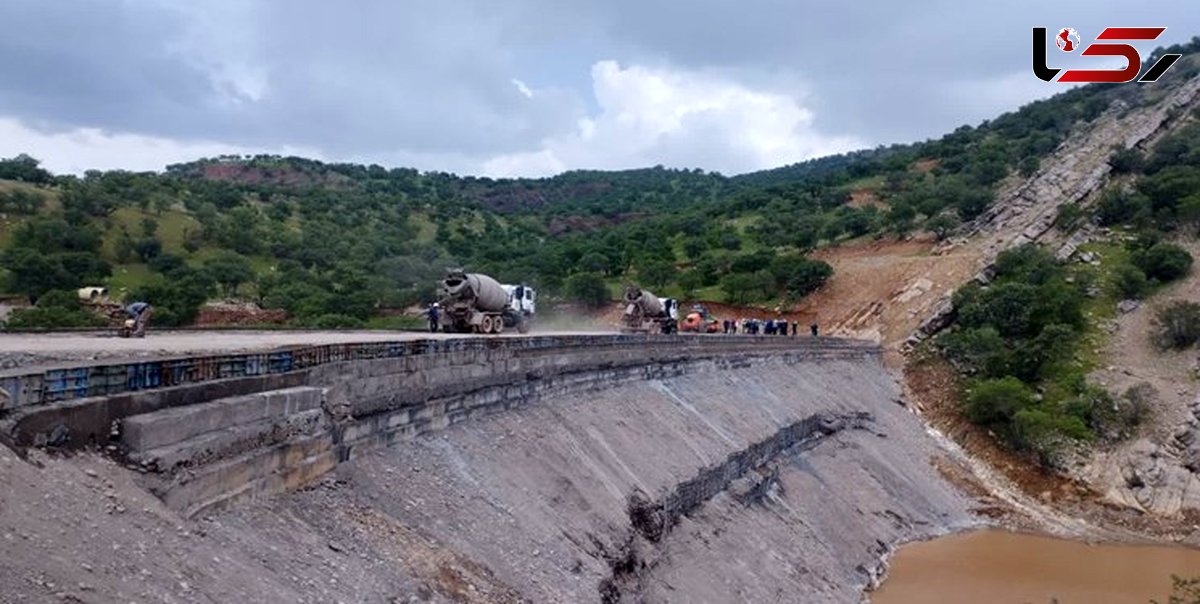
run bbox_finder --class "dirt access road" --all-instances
[0,329,615,371]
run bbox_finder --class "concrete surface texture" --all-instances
[0,340,973,603]
[31,335,875,520]
[0,329,611,370]
[343,357,974,602]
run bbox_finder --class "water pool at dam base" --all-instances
[871,529,1200,604]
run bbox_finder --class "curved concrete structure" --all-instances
[0,334,973,602]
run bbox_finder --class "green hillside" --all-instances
[2,37,1197,329]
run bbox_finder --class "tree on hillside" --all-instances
[0,189,46,215]
[204,251,256,297]
[1108,146,1144,174]
[578,251,611,275]
[637,259,673,290]
[927,214,959,240]
[128,269,215,327]
[1134,242,1193,282]
[11,217,101,255]
[677,269,703,299]
[769,256,833,300]
[1,248,76,302]
[0,154,53,184]
[720,271,772,304]
[564,272,609,308]
[215,206,268,255]
[133,237,163,262]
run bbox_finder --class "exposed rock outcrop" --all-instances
[907,75,1200,348]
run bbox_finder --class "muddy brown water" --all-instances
[871,530,1200,604]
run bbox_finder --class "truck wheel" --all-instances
[494,318,504,334]
[480,315,494,334]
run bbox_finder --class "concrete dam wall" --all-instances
[0,335,973,601]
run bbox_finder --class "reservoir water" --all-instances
[871,529,1200,604]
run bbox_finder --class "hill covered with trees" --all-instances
[2,37,1197,329]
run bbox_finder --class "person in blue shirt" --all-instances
[124,301,152,337]
[426,303,440,333]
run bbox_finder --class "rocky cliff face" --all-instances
[1091,393,1200,516]
[910,73,1200,346]
[904,69,1200,523]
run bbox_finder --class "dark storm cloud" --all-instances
[595,0,1200,143]
[0,0,581,159]
[233,0,583,155]
[0,0,1197,174]
[0,1,218,134]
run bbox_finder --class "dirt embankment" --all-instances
[903,348,1200,542]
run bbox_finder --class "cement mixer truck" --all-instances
[437,270,535,334]
[621,286,678,334]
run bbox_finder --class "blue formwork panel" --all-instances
[244,354,265,376]
[43,367,90,402]
[41,369,67,402]
[125,362,163,392]
[216,357,239,379]
[101,366,127,394]
[2,336,619,411]
[269,351,294,373]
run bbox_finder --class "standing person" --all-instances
[791,321,798,336]
[723,319,730,334]
[732,318,739,334]
[124,301,152,338]
[810,323,819,337]
[427,303,441,333]
[765,319,775,335]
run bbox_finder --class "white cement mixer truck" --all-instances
[621,286,678,334]
[437,270,535,334]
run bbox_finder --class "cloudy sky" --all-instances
[0,0,1196,177]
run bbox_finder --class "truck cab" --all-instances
[662,298,678,321]
[503,284,536,317]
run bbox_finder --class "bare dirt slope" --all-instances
[799,237,979,363]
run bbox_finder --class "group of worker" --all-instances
[723,318,818,337]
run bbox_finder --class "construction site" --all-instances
[4,8,1200,604]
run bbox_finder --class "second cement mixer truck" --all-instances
[621,285,678,334]
[437,270,535,334]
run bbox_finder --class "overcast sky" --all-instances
[0,0,1196,177]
